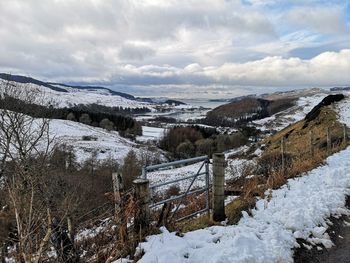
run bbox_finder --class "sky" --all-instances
[0,0,350,99]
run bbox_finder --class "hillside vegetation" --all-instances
[205,97,296,127]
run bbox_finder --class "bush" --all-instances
[79,113,92,125]
[120,150,141,190]
[195,138,214,156]
[176,140,195,158]
[257,151,293,176]
[82,135,97,141]
[99,118,114,131]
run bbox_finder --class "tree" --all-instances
[99,118,114,131]
[120,150,141,190]
[79,113,91,125]
[0,79,79,262]
[176,140,195,158]
[0,79,54,262]
[196,138,214,156]
[66,112,77,122]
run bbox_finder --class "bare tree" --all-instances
[0,79,59,262]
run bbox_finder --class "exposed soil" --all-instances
[294,196,350,263]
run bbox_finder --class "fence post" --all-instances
[112,172,123,214]
[309,131,314,157]
[327,127,331,154]
[133,179,150,240]
[281,136,285,173]
[212,153,226,222]
[343,124,347,145]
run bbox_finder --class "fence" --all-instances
[280,124,348,173]
[144,155,210,222]
[131,153,227,234]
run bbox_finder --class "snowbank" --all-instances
[138,147,350,263]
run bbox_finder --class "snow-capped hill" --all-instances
[0,79,153,110]
[0,73,153,109]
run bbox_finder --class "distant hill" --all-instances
[330,87,350,92]
[48,82,136,100]
[0,73,67,92]
[0,73,137,100]
[205,97,296,127]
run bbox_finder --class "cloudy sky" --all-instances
[1,0,350,98]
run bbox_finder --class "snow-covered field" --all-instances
[49,119,164,164]
[138,146,350,263]
[136,126,166,143]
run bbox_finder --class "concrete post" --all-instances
[310,131,314,157]
[133,178,150,239]
[327,127,331,154]
[212,153,226,222]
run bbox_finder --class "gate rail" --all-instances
[143,155,210,222]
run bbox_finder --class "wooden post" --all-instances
[112,172,123,214]
[310,131,314,157]
[327,127,331,154]
[281,136,285,173]
[112,172,128,243]
[212,153,226,222]
[133,178,150,239]
[343,124,347,145]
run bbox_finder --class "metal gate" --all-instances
[142,156,210,222]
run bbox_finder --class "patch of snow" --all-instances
[136,126,166,143]
[253,93,327,132]
[335,92,350,127]
[138,147,350,263]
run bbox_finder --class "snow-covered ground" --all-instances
[253,93,328,132]
[136,126,166,143]
[138,146,350,263]
[49,119,164,164]
[335,91,350,127]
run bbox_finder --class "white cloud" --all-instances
[112,49,350,87]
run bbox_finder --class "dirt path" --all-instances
[294,197,350,263]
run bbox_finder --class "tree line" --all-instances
[0,95,143,138]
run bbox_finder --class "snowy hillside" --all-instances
[138,147,350,263]
[0,79,152,109]
[49,119,164,164]
[335,91,350,127]
[253,93,328,131]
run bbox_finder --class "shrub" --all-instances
[82,135,97,141]
[176,140,195,158]
[79,113,92,125]
[120,150,141,190]
[99,118,114,131]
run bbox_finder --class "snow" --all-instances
[335,91,350,127]
[49,119,164,164]
[147,156,249,194]
[138,147,350,263]
[253,93,327,131]
[136,126,166,142]
[0,80,152,109]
